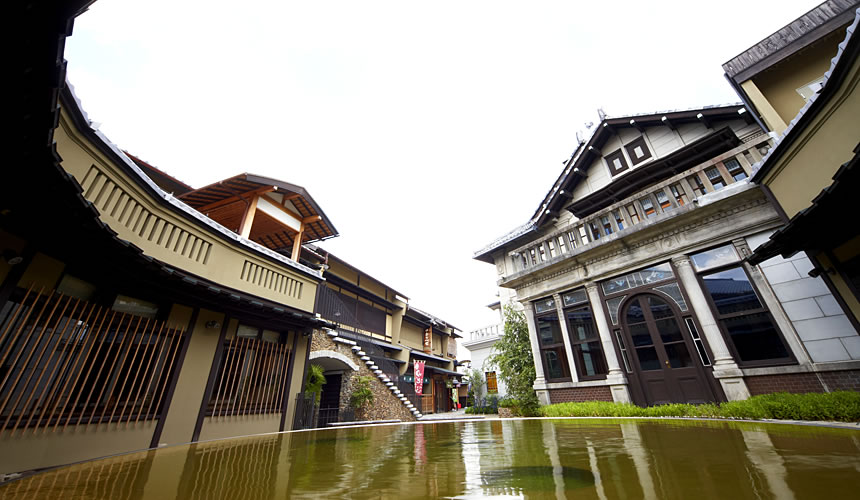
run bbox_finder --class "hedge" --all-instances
[539,391,860,422]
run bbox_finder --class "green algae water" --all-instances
[3,419,859,499]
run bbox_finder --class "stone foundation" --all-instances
[311,333,415,422]
[745,370,860,395]
[548,385,613,403]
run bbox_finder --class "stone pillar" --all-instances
[585,283,631,403]
[552,293,579,383]
[522,303,550,405]
[671,255,751,401]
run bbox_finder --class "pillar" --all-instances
[671,256,751,400]
[552,293,579,383]
[585,283,631,403]
[522,304,550,405]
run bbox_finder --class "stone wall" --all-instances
[310,332,415,422]
[548,385,613,403]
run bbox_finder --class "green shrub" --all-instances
[538,392,860,422]
[498,398,519,408]
[349,376,374,410]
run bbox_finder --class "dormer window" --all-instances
[624,136,652,166]
[605,149,629,176]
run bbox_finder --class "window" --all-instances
[655,189,673,211]
[695,259,793,366]
[112,294,158,318]
[486,372,498,393]
[689,175,707,196]
[565,304,607,378]
[601,215,613,235]
[534,299,570,380]
[724,158,747,181]
[529,248,537,265]
[690,244,739,272]
[624,136,652,166]
[538,244,546,262]
[557,235,568,254]
[548,240,557,258]
[566,230,578,250]
[589,222,601,241]
[578,225,590,245]
[57,274,97,301]
[626,204,640,225]
[640,197,657,219]
[670,183,687,206]
[613,210,625,231]
[704,166,726,190]
[605,149,629,176]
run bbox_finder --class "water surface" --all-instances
[3,419,859,499]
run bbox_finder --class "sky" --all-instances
[64,0,820,344]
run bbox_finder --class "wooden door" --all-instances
[622,294,716,405]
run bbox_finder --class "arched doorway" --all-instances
[621,294,717,405]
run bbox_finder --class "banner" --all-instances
[414,360,425,395]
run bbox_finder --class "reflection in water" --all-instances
[2,420,860,499]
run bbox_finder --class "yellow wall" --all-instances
[55,108,319,313]
[0,421,156,475]
[283,332,309,430]
[156,306,224,446]
[16,253,65,292]
[762,61,859,218]
[198,414,281,442]
[750,29,845,130]
[400,323,424,350]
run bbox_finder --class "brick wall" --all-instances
[819,370,860,391]
[745,373,825,395]
[548,385,613,404]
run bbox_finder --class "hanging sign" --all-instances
[414,360,425,395]
[423,327,432,353]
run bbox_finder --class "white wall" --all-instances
[747,231,860,363]
[464,340,508,399]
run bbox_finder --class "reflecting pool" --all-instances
[3,419,859,499]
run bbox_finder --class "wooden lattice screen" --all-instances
[207,336,290,417]
[0,285,184,434]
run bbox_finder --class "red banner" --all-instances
[414,360,425,395]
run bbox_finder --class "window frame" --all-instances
[485,371,498,393]
[605,149,630,176]
[624,136,653,166]
[533,300,572,382]
[694,260,796,368]
[563,302,608,380]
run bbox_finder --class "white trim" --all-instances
[309,350,359,371]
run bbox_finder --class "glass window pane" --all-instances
[606,295,626,325]
[237,324,259,338]
[664,343,693,368]
[705,166,726,190]
[542,347,569,379]
[629,323,652,348]
[654,283,688,311]
[702,267,763,315]
[574,341,607,377]
[613,210,625,230]
[725,158,747,181]
[537,313,563,346]
[641,263,674,284]
[534,298,556,314]
[636,347,661,371]
[602,216,613,235]
[562,289,588,307]
[640,197,657,218]
[566,306,597,341]
[724,312,789,362]
[690,244,740,271]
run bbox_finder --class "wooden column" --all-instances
[238,195,259,239]
[291,223,305,262]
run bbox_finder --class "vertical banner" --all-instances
[423,326,432,353]
[414,360,425,395]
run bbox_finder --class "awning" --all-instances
[409,350,451,364]
[424,366,463,377]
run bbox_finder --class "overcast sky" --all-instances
[65,0,819,341]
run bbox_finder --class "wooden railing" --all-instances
[206,337,290,417]
[0,286,184,433]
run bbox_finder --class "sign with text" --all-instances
[414,360,425,395]
[423,327,432,353]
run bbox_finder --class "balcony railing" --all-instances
[467,324,501,342]
[508,138,771,276]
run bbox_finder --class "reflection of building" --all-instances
[305,249,462,421]
[736,5,860,339]
[474,93,859,404]
[463,301,508,399]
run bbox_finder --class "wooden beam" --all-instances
[197,185,276,212]
[661,115,676,131]
[238,195,259,239]
[291,223,305,261]
[262,194,304,222]
[629,119,645,133]
[302,215,322,224]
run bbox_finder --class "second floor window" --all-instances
[486,371,498,393]
[704,166,727,190]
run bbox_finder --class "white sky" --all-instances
[65,0,820,340]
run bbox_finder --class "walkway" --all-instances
[418,410,499,421]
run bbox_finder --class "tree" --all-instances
[349,376,374,411]
[468,368,485,406]
[304,364,327,404]
[487,305,539,415]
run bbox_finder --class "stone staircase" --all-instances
[325,330,423,420]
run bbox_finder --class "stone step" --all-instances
[351,345,361,352]
[357,351,366,356]
[385,383,394,387]
[374,369,383,375]
[360,356,370,361]
[369,365,378,370]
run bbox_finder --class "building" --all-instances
[727,4,860,341]
[474,97,859,405]
[302,248,462,423]
[463,302,508,400]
